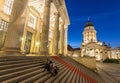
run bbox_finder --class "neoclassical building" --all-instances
[81,19,111,61]
[111,47,120,59]
[0,0,70,56]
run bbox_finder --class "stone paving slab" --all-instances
[96,62,120,83]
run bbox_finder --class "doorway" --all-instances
[24,31,32,54]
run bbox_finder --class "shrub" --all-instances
[103,58,119,63]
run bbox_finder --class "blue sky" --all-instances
[65,0,120,48]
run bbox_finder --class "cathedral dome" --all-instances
[84,19,94,27]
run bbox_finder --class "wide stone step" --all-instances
[0,60,43,70]
[0,62,44,75]
[16,62,63,83]
[0,59,35,65]
[33,64,64,83]
[60,67,73,83]
[0,56,46,62]
[53,67,71,83]
[0,65,44,82]
[66,68,76,83]
[0,57,31,62]
[1,68,45,83]
[19,71,48,83]
[73,70,79,83]
[33,73,52,83]
[44,65,67,83]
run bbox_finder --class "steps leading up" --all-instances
[0,56,102,83]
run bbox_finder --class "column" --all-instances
[49,39,53,55]
[0,0,5,12]
[93,48,95,57]
[81,49,84,57]
[40,0,51,55]
[2,0,28,53]
[59,22,65,55]
[64,25,68,56]
[33,17,41,54]
[52,12,60,55]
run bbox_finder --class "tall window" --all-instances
[0,19,8,31]
[0,19,8,48]
[4,0,14,15]
[28,13,36,29]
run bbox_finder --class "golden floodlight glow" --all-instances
[20,37,24,41]
[36,41,40,46]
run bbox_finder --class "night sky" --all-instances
[65,0,120,48]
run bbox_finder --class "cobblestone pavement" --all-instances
[96,62,120,83]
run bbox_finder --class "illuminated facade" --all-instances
[111,47,120,59]
[81,19,111,61]
[0,0,70,56]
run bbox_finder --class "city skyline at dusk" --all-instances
[65,0,120,48]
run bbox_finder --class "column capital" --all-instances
[58,6,64,11]
[44,0,52,7]
[54,12,60,17]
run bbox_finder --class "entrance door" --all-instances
[24,31,32,54]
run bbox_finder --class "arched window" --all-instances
[4,0,14,15]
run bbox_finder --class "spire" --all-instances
[88,17,90,21]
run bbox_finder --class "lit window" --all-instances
[0,19,8,48]
[28,13,36,29]
[0,19,8,31]
[4,0,14,15]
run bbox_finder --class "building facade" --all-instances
[81,19,111,61]
[0,0,70,56]
[111,47,120,59]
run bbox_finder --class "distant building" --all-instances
[67,45,74,56]
[111,47,120,59]
[67,45,81,57]
[80,19,111,61]
[72,48,81,57]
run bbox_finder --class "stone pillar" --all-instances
[108,50,111,59]
[64,25,68,56]
[52,12,60,55]
[33,17,41,54]
[59,22,65,55]
[2,0,28,53]
[81,48,84,57]
[0,0,5,12]
[40,0,51,55]
[49,39,53,55]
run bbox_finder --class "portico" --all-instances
[0,0,70,56]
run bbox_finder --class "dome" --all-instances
[84,20,94,27]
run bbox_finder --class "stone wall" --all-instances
[72,57,96,70]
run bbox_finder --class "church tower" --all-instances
[81,19,111,61]
[82,19,97,45]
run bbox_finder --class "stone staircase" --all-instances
[56,56,104,83]
[0,56,102,83]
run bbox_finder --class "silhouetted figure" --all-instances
[44,60,52,72]
[44,60,59,76]
[50,63,59,76]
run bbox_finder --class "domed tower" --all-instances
[82,19,97,45]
